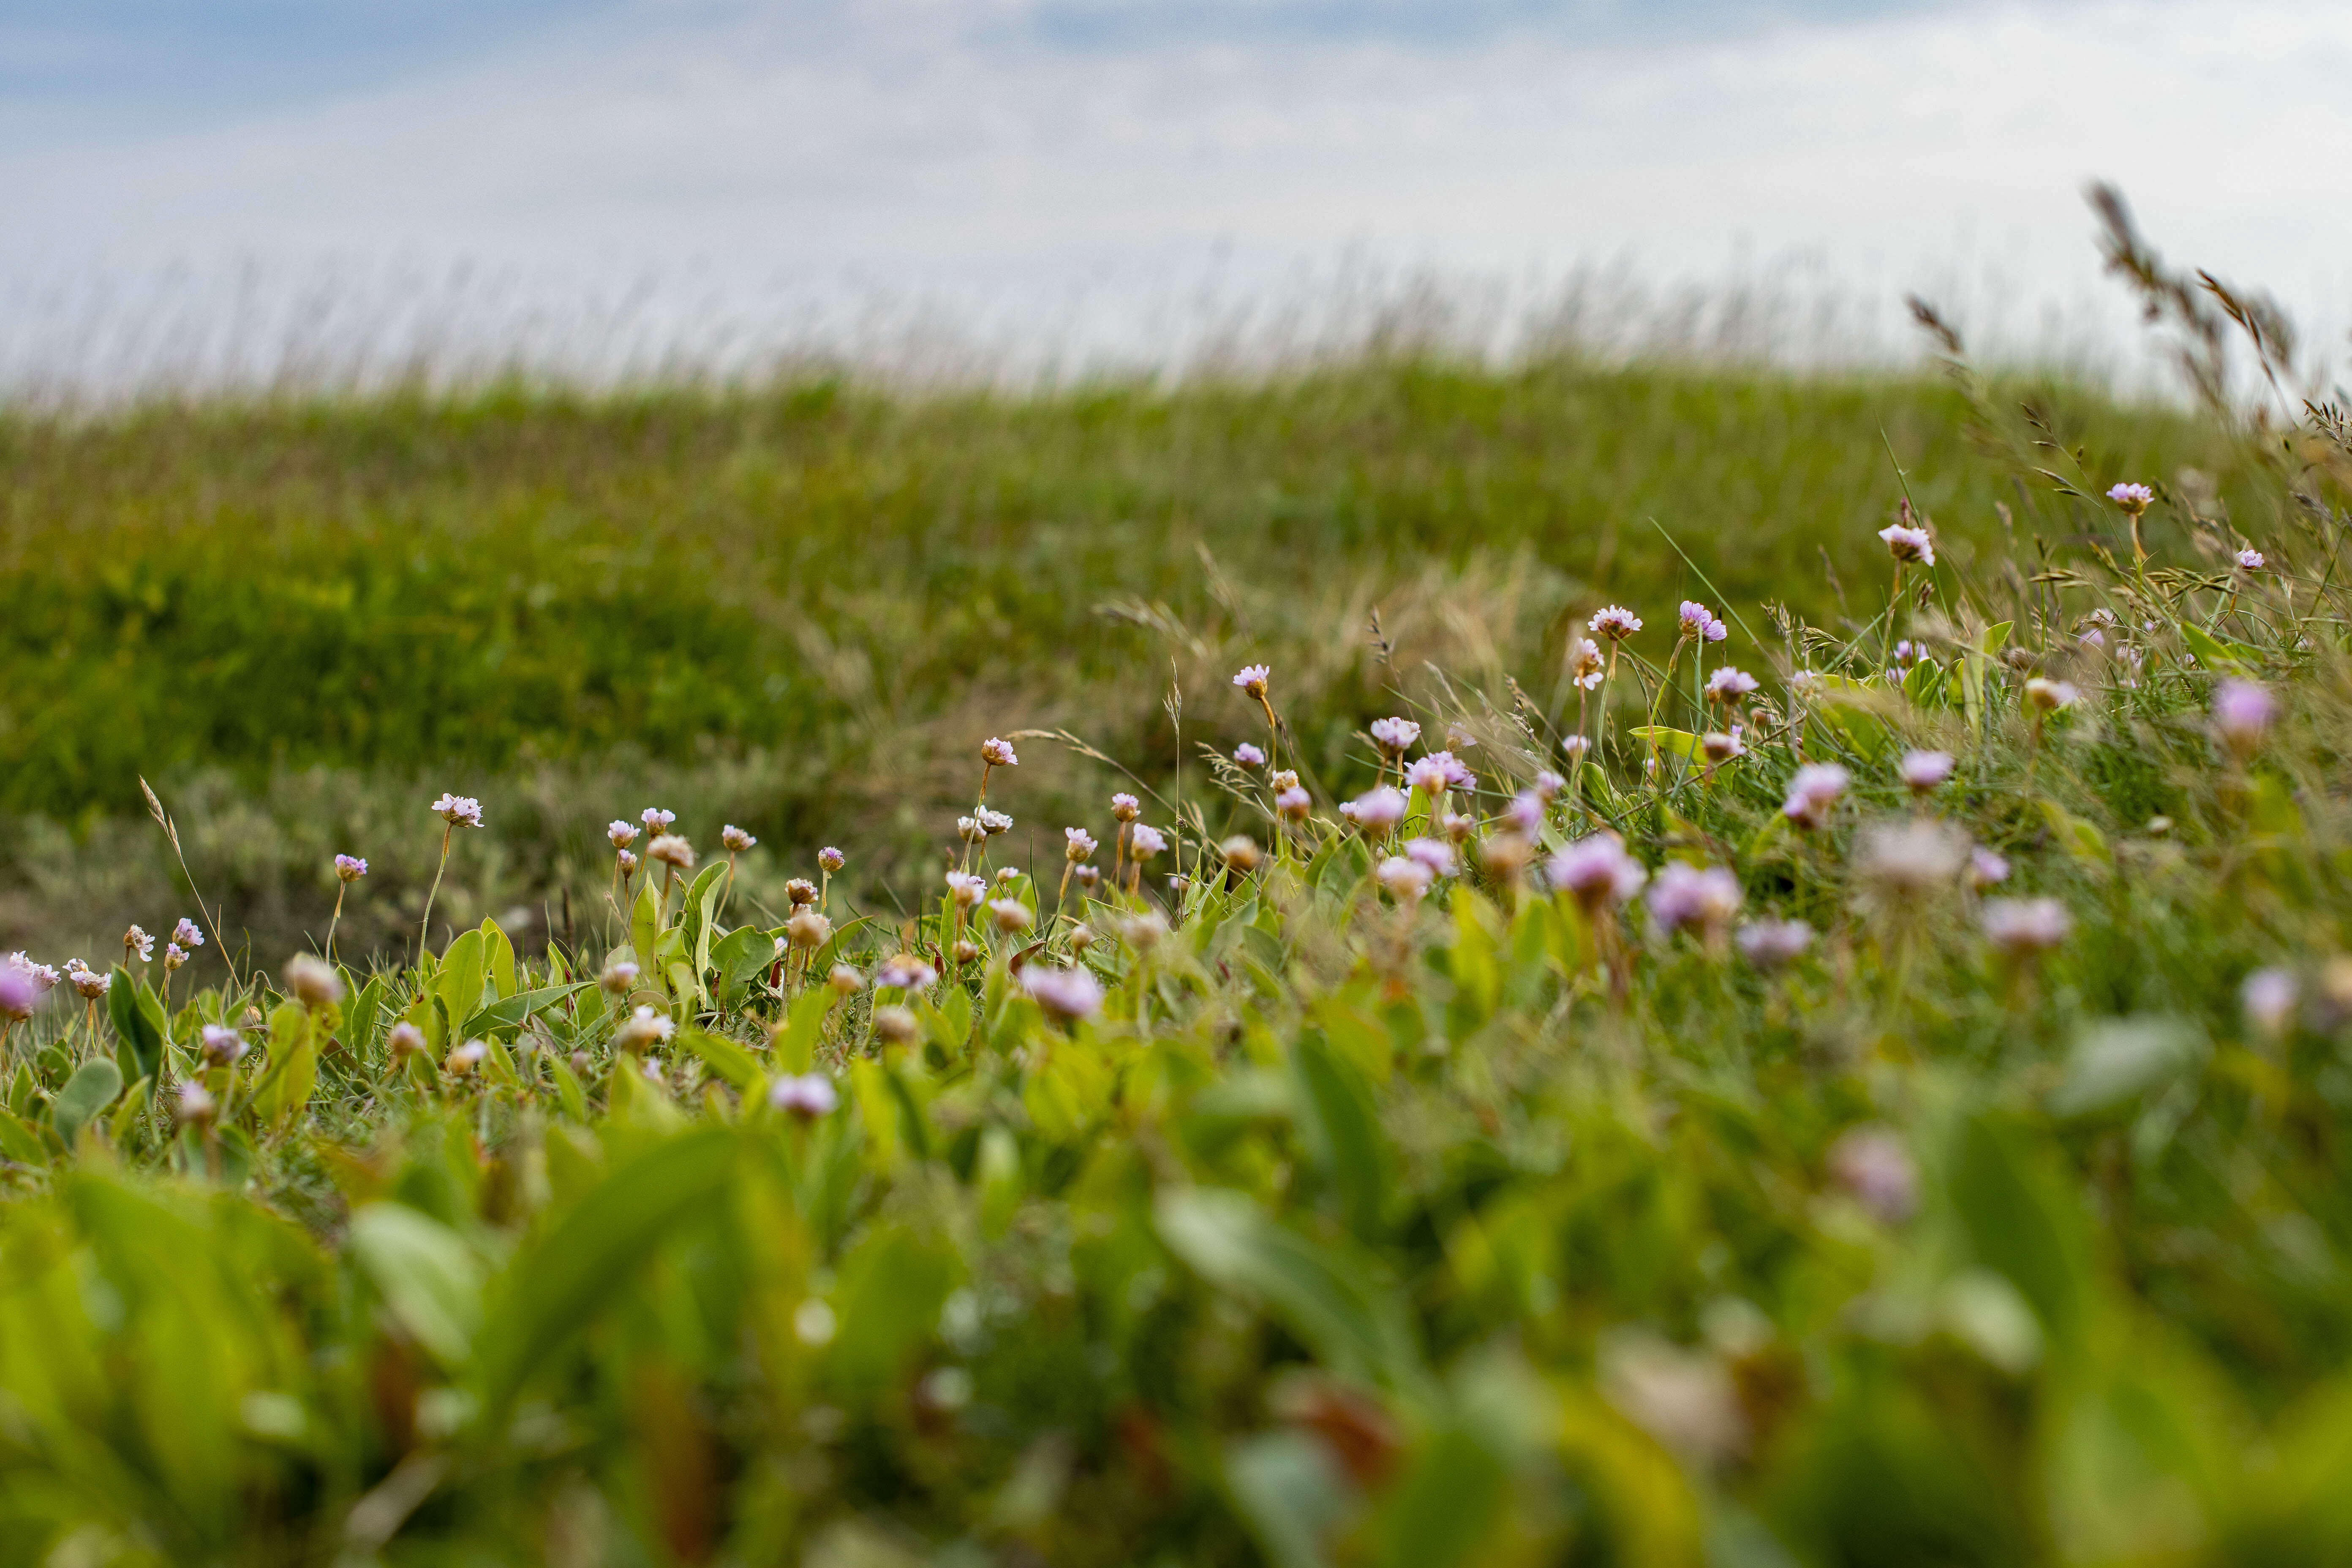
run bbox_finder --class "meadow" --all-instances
[4,231,2352,1565]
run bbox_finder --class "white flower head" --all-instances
[433,793,485,828]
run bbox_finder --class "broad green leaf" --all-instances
[1156,1187,1425,1394]
[52,1059,123,1146]
[481,917,517,1000]
[683,861,727,980]
[1226,1431,1351,1568]
[711,927,777,999]
[0,1109,47,1165]
[1980,621,2013,654]
[631,878,662,965]
[680,1026,761,1092]
[254,1005,318,1129]
[348,1202,484,1367]
[476,1127,739,1412]
[2050,1018,2200,1118]
[774,987,836,1075]
[2181,623,2253,672]
[460,982,593,1042]
[106,970,167,1084]
[1291,1035,1390,1241]
[1626,725,1705,762]
[436,929,487,1030]
[828,1224,962,1396]
[1948,1112,2093,1347]
[108,1079,152,1146]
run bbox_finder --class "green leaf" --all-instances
[1291,1035,1390,1241]
[460,982,593,1043]
[774,987,836,1075]
[711,927,777,1000]
[1156,1187,1425,1393]
[2050,1018,2201,1118]
[0,1109,48,1165]
[253,1005,318,1129]
[680,1027,761,1092]
[52,1059,124,1146]
[1371,1426,1511,1568]
[435,929,488,1031]
[828,1224,963,1396]
[1948,1113,2093,1347]
[106,970,167,1083]
[1980,621,2013,655]
[1226,1432,1351,1568]
[631,879,662,969]
[1626,725,1705,762]
[2182,623,2254,672]
[348,1203,484,1368]
[476,1127,739,1413]
[481,918,517,1000]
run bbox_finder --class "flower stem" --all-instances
[416,825,452,971]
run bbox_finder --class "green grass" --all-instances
[0,359,2237,966]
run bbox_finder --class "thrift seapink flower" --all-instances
[615,849,639,877]
[770,1073,840,1119]
[7,956,58,991]
[284,953,343,1009]
[1647,863,1742,939]
[1858,820,1970,896]
[787,909,835,949]
[977,808,1013,836]
[1561,735,1591,764]
[1898,750,1955,792]
[2107,482,2155,513]
[721,825,757,852]
[1377,856,1435,900]
[1968,847,2010,890]
[871,1005,921,1045]
[1506,790,1546,836]
[434,794,485,828]
[1892,639,1921,667]
[986,899,1032,934]
[2024,677,2079,711]
[2242,968,2298,1036]
[0,963,37,1021]
[1679,601,1727,642]
[945,872,987,909]
[447,1040,489,1074]
[1110,793,1141,822]
[1129,824,1169,860]
[125,925,155,963]
[335,855,368,882]
[1533,769,1565,800]
[2235,547,2265,572]
[201,1024,248,1065]
[1549,834,1647,907]
[1781,764,1851,830]
[875,954,939,991]
[1829,1129,1918,1224]
[601,961,641,993]
[1735,919,1814,969]
[1878,522,1935,566]
[70,967,110,1000]
[1590,605,1642,640]
[163,943,188,973]
[1703,730,1746,764]
[171,917,204,949]
[1064,827,1098,861]
[2211,680,2275,757]
[1369,716,1423,755]
[981,737,1020,768]
[1704,667,1758,703]
[1024,965,1105,1020]
[1569,638,1606,690]
[819,846,846,872]
[615,1005,675,1052]
[1402,838,1456,877]
[608,820,638,848]
[640,806,675,833]
[1276,787,1312,822]
[828,963,865,994]
[1982,897,2071,956]
[1233,664,1271,699]
[175,1083,217,1126]
[958,816,988,844]
[1233,743,1267,768]
[1222,836,1263,873]
[387,1021,425,1058]
[1269,768,1300,792]
[647,835,695,870]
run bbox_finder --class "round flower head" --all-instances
[283,953,343,1009]
[1735,918,1813,969]
[1403,837,1456,877]
[334,855,368,882]
[1110,792,1141,822]
[125,925,154,963]
[981,736,1019,768]
[1533,769,1565,800]
[1232,664,1271,699]
[1590,605,1642,641]
[0,963,38,1021]
[607,820,638,849]
[2107,481,2155,514]
[1221,835,1263,873]
[1677,600,1722,641]
[1704,667,1758,704]
[787,909,834,950]
[2235,547,2265,572]
[647,834,695,870]
[977,808,1013,836]
[2211,679,2275,757]
[1064,826,1098,862]
[1898,749,1955,792]
[447,1040,489,1074]
[615,849,639,877]
[1858,819,1970,896]
[1548,833,1647,907]
[945,871,987,908]
[387,1020,425,1058]
[1968,847,2010,890]
[1568,637,1605,691]
[1369,716,1422,755]
[600,960,641,993]
[1647,863,1742,939]
[1878,523,1935,566]
[1275,786,1311,822]
[170,917,205,950]
[819,846,846,872]
[721,825,757,852]
[201,1023,248,1064]
[1023,964,1105,1020]
[2242,967,2298,1037]
[163,942,188,972]
[1560,734,1591,764]
[1376,855,1435,901]
[640,806,675,833]
[1829,1128,1918,1224]
[986,898,1032,934]
[615,1004,675,1052]
[1506,790,1546,836]
[1702,730,1745,764]
[957,815,987,844]
[1981,896,2071,956]
[770,1073,840,1119]
[175,1082,218,1126]
[1781,763,1850,830]
[1892,639,1921,667]
[2024,677,2079,712]
[1270,768,1300,792]
[1128,823,1170,860]
[1233,742,1267,768]
[433,793,485,828]
[875,953,939,991]
[995,866,1020,888]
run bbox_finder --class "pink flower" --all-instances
[433,793,485,828]
[981,737,1020,768]
[770,1073,840,1118]
[1548,833,1647,907]
[1343,786,1407,832]
[1233,664,1271,698]
[1969,847,2010,889]
[2242,968,2298,1036]
[1275,786,1312,822]
[945,871,987,908]
[1735,919,1813,969]
[1233,742,1267,768]
[1568,638,1605,690]
[615,849,639,876]
[1781,764,1850,829]
[1704,667,1757,703]
[1678,601,1727,643]
[1506,791,1546,836]
[1898,750,1955,791]
[639,806,674,833]
[1829,1128,1917,1223]
[1064,826,1099,861]
[722,825,757,852]
[1110,792,1141,821]
[607,820,638,848]
[2107,482,2154,512]
[0,962,38,1021]
[1560,735,1591,763]
[1982,897,2070,955]
[1376,855,1435,900]
[819,846,846,872]
[875,954,938,991]
[1023,965,1105,1019]
[2235,547,2265,572]
[1878,523,1935,566]
[335,855,368,882]
[2211,679,2275,756]
[1403,837,1456,877]
[1590,605,1642,640]
[1647,863,1742,939]
[1369,716,1422,754]
[172,918,205,949]
[1129,824,1169,859]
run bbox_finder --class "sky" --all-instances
[3,0,2348,396]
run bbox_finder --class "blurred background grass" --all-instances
[0,356,2235,966]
